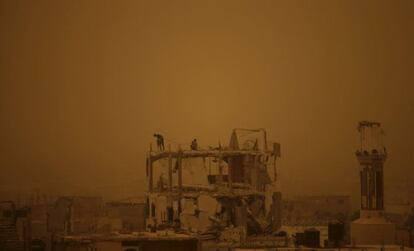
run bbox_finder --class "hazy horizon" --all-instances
[1,0,413,207]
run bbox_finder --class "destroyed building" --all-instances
[146,128,285,248]
[2,125,408,250]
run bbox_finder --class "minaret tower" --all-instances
[351,121,395,245]
[355,121,386,214]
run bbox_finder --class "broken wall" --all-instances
[180,194,219,232]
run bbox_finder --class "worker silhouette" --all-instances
[153,134,165,151]
[191,139,198,150]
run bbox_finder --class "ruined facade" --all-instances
[145,129,284,247]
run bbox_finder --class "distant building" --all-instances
[105,201,146,232]
[282,195,351,226]
[29,204,51,251]
[281,195,351,247]
[0,201,30,251]
[48,196,110,234]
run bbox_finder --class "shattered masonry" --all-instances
[146,128,283,245]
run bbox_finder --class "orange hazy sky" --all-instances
[1,0,413,203]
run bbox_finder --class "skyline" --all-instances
[1,0,413,205]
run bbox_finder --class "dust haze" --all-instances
[1,0,413,205]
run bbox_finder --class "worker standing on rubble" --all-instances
[153,133,165,151]
[191,138,198,150]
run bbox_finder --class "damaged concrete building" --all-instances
[146,128,285,248]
